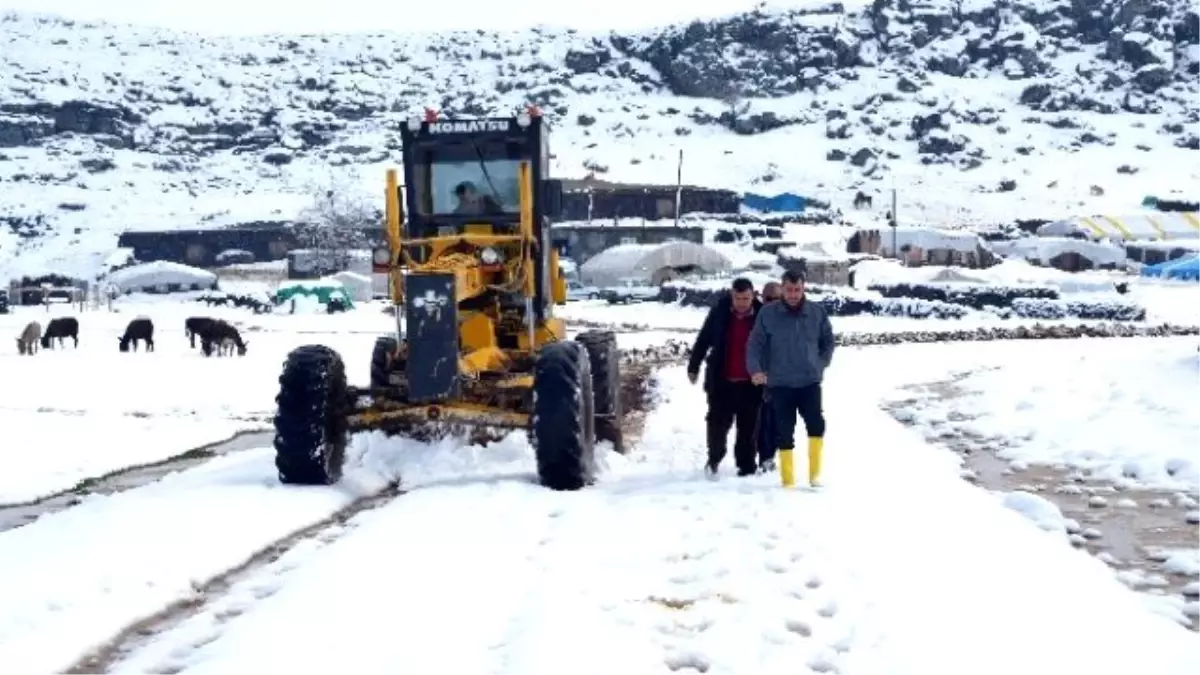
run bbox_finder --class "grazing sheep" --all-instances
[199,319,247,357]
[16,321,42,355]
[118,317,155,352]
[185,316,216,349]
[40,316,80,349]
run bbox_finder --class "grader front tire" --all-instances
[274,345,350,485]
[531,341,596,491]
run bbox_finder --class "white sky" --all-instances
[0,1,822,35]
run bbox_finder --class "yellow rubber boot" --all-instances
[778,449,795,487]
[807,437,824,487]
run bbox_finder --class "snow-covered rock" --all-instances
[1000,490,1069,535]
[0,1,1196,278]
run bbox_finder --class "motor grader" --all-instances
[271,107,623,491]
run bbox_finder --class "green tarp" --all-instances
[274,283,354,308]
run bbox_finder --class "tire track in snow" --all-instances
[79,477,561,674]
[95,479,868,674]
[0,429,271,533]
[65,481,407,674]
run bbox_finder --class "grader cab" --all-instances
[272,108,623,491]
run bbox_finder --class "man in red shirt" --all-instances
[687,278,764,478]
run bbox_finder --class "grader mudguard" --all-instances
[271,107,624,492]
[404,273,459,402]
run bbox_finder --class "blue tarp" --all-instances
[1140,254,1199,281]
[743,192,807,213]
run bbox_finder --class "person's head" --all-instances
[454,181,480,207]
[730,277,755,313]
[762,281,781,302]
[780,270,806,307]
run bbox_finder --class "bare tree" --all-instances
[294,176,379,275]
[716,81,751,131]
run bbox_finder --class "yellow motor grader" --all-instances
[272,108,623,491]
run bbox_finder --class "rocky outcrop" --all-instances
[0,1,1195,275]
[0,1,1194,161]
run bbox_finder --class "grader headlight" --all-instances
[372,246,391,273]
[480,247,502,265]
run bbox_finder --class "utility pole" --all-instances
[890,188,898,261]
[674,148,683,228]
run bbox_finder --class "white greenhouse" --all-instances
[321,271,374,302]
[107,261,218,294]
[579,241,733,287]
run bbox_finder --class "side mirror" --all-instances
[543,179,563,219]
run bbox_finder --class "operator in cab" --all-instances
[453,181,505,216]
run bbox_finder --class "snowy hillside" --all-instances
[1,0,1198,277]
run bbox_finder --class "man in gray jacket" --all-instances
[746,270,835,487]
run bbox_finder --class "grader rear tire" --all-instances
[576,330,624,454]
[531,341,596,491]
[370,336,398,390]
[274,345,350,485]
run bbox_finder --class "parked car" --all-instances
[600,278,660,304]
[566,279,600,301]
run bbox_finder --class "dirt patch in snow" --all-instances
[884,376,1199,631]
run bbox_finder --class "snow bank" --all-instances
[895,337,1200,492]
[1001,491,1069,535]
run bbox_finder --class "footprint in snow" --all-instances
[669,572,701,585]
[807,651,840,674]
[806,576,823,590]
[784,618,813,637]
[817,600,839,619]
[764,560,790,574]
[664,650,711,673]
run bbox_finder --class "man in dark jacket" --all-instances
[754,281,781,473]
[687,277,763,478]
[747,270,835,487]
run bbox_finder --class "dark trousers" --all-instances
[756,391,777,463]
[706,379,762,472]
[769,383,826,450]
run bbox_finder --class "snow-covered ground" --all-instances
[1,295,1197,672]
[0,297,390,502]
[28,358,1189,675]
[882,337,1200,492]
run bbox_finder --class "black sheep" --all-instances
[185,316,216,348]
[199,319,248,356]
[118,317,155,352]
[40,316,80,349]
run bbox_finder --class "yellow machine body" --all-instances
[352,113,569,433]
